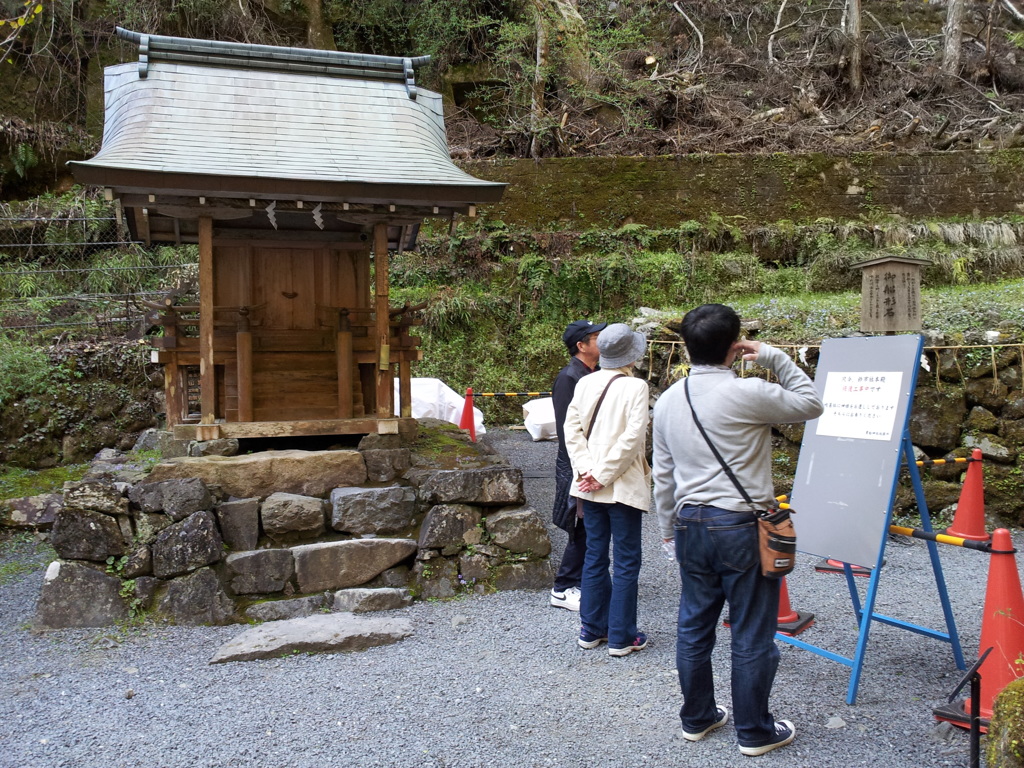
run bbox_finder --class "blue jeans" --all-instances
[580,500,643,648]
[674,505,781,748]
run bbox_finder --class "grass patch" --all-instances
[410,422,482,466]
[0,463,88,500]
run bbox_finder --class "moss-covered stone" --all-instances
[988,677,1024,768]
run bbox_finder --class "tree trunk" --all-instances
[942,0,965,78]
[531,0,594,93]
[530,8,548,160]
[303,0,337,51]
[847,0,862,92]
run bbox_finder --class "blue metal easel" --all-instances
[780,334,965,703]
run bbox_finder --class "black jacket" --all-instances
[551,356,595,531]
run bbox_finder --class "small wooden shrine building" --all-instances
[71,28,504,441]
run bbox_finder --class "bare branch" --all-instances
[768,0,789,64]
[671,2,704,65]
[1002,0,1024,24]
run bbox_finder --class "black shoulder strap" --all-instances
[585,374,626,440]
[684,377,757,508]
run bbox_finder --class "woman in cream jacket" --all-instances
[564,323,651,657]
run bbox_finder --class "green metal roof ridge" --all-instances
[115,27,430,97]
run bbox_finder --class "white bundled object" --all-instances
[393,378,485,435]
[522,397,557,442]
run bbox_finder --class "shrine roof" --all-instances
[69,29,504,209]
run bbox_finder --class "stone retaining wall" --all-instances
[462,150,1024,228]
[27,425,553,629]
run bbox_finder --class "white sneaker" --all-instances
[550,586,581,611]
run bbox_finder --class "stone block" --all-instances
[50,508,126,562]
[332,588,412,613]
[910,388,966,452]
[458,553,492,583]
[63,479,128,516]
[0,493,61,530]
[210,613,413,663]
[133,428,189,458]
[292,539,417,593]
[158,567,234,625]
[412,467,525,506]
[365,565,411,588]
[411,558,458,599]
[132,511,172,545]
[261,492,326,540]
[226,549,295,594]
[34,561,129,629]
[144,449,367,499]
[331,486,418,536]
[217,498,260,551]
[131,478,212,521]
[244,594,331,622]
[189,439,239,457]
[361,448,412,482]
[152,510,224,579]
[417,504,481,549]
[964,433,1018,464]
[124,544,152,578]
[485,506,552,556]
[491,559,553,592]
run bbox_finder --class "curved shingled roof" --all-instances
[70,29,504,207]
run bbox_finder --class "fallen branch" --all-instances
[934,129,973,150]
[1002,0,1024,24]
[672,2,704,65]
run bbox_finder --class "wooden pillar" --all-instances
[373,223,393,417]
[336,308,353,419]
[399,359,412,418]
[197,216,219,439]
[236,307,253,422]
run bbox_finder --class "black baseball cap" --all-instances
[563,320,607,354]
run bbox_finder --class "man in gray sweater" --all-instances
[652,303,823,757]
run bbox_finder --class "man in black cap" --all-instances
[549,319,607,610]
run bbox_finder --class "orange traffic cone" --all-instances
[459,387,476,442]
[968,528,1024,722]
[777,577,814,636]
[935,527,1024,730]
[723,577,813,635]
[946,448,989,541]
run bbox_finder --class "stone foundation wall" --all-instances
[27,426,553,629]
[462,150,1024,228]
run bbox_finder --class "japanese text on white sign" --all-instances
[816,371,904,441]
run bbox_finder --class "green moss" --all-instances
[989,677,1024,767]
[0,463,88,499]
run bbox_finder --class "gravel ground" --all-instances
[0,428,1010,768]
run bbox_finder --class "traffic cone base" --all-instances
[946,448,990,542]
[932,700,989,734]
[814,558,872,577]
[964,528,1024,721]
[724,578,814,635]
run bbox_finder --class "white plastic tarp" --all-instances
[393,377,485,435]
[523,397,557,442]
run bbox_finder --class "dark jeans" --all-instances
[580,499,643,648]
[674,505,781,748]
[553,515,587,592]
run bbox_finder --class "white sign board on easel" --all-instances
[790,336,921,568]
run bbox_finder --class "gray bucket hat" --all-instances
[598,323,648,369]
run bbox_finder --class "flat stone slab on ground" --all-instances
[209,613,413,663]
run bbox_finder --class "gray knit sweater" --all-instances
[652,344,824,539]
